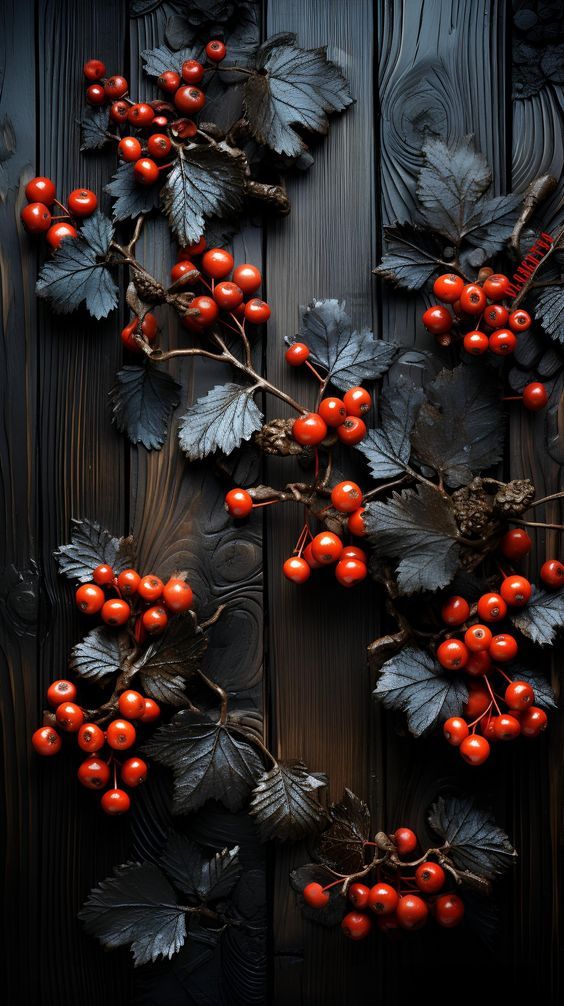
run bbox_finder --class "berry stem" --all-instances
[525,490,564,509]
[53,198,69,215]
[304,359,325,383]
[483,676,502,714]
[510,518,564,531]
[468,702,493,729]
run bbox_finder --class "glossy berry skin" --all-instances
[46,222,78,249]
[303,542,322,569]
[21,202,52,233]
[422,304,452,334]
[104,75,128,99]
[128,102,154,126]
[465,650,492,677]
[483,273,511,301]
[77,723,105,753]
[396,895,428,930]
[25,176,56,205]
[67,188,97,218]
[117,568,141,596]
[341,912,373,940]
[500,528,532,560]
[509,309,531,332]
[477,592,507,622]
[459,733,490,765]
[213,281,244,310]
[78,757,110,790]
[172,117,198,139]
[500,575,532,607]
[348,508,366,536]
[101,788,131,815]
[206,39,227,62]
[101,599,131,626]
[434,894,465,928]
[232,263,261,295]
[348,883,370,909]
[56,702,84,733]
[158,70,181,92]
[141,314,158,343]
[520,706,548,737]
[464,624,492,652]
[142,605,169,634]
[32,726,62,756]
[121,757,148,787]
[540,559,564,588]
[459,283,487,315]
[187,296,220,332]
[86,83,106,106]
[343,387,372,417]
[106,719,136,751]
[47,679,77,706]
[494,713,521,740]
[443,716,469,746]
[170,260,199,284]
[433,273,464,303]
[83,58,106,81]
[302,882,329,908]
[138,575,164,602]
[336,416,366,445]
[464,683,491,720]
[225,488,253,518]
[245,298,271,324]
[489,634,518,662]
[331,480,363,513]
[463,330,489,355]
[141,697,161,723]
[341,546,367,562]
[134,158,159,186]
[163,577,194,612]
[147,133,172,159]
[92,563,114,585]
[394,827,417,856]
[76,583,105,615]
[415,862,445,894]
[480,714,497,741]
[285,342,310,366]
[483,304,509,329]
[283,557,311,584]
[174,85,205,114]
[489,329,517,355]
[118,690,146,720]
[368,883,399,915]
[292,413,328,446]
[181,59,204,84]
[335,558,367,587]
[437,638,469,670]
[505,680,535,711]
[441,595,470,626]
[522,382,548,411]
[311,532,343,565]
[109,100,129,123]
[319,397,347,427]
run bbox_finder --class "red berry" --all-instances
[47,679,77,706]
[244,298,271,324]
[459,733,490,765]
[186,295,220,329]
[32,726,62,756]
[78,723,105,753]
[348,883,370,909]
[341,546,367,562]
[106,719,136,750]
[464,624,492,652]
[46,222,78,249]
[76,583,105,615]
[494,713,521,740]
[441,595,470,626]
[292,413,327,446]
[336,416,366,445]
[101,788,130,815]
[396,894,428,930]
[83,59,106,81]
[500,575,532,607]
[117,569,141,596]
[142,605,168,634]
[335,558,367,587]
[232,263,261,295]
[158,70,181,93]
[489,329,516,355]
[415,862,445,894]
[101,599,131,626]
[343,387,372,418]
[505,680,535,711]
[318,397,347,427]
[489,633,518,662]
[368,883,399,915]
[110,100,129,123]
[138,575,164,602]
[331,480,363,513]
[134,158,159,186]
[303,542,322,569]
[394,827,417,856]
[120,318,137,350]
[520,706,548,737]
[170,260,199,284]
[181,59,205,84]
[206,40,227,62]
[422,305,452,334]
[128,102,154,126]
[93,563,114,586]
[464,683,491,720]
[465,650,492,677]
[121,757,148,787]
[86,83,106,106]
[522,382,548,411]
[78,757,110,789]
[483,304,509,329]
[147,133,172,159]
[68,188,98,217]
[509,309,531,332]
[433,273,464,303]
[480,713,497,741]
[477,592,507,622]
[348,508,366,536]
[213,281,244,311]
[443,716,469,746]
[341,912,373,940]
[311,532,343,565]
[463,330,489,355]
[21,202,52,233]
[540,559,564,588]
[141,698,161,723]
[434,893,465,927]
[55,701,84,733]
[302,882,329,908]
[500,528,532,560]
[287,344,313,370]
[459,283,487,315]
[283,557,311,584]
[172,117,198,139]
[118,690,146,720]
[25,176,56,205]
[174,85,205,114]
[483,273,511,301]
[225,488,253,518]
[436,638,469,670]
[141,314,158,343]
[104,75,128,100]
[163,577,194,612]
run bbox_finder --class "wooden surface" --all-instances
[1,1,562,1004]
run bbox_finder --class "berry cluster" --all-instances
[285,347,371,447]
[20,175,97,249]
[74,562,194,637]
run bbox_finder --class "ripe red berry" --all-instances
[134,157,160,186]
[464,682,491,720]
[494,713,521,740]
[147,133,172,159]
[232,263,261,295]
[464,624,493,652]
[118,690,146,720]
[184,295,219,330]
[336,416,366,445]
[318,397,347,427]
[104,75,128,99]
[110,100,129,123]
[128,102,154,126]
[83,58,106,81]
[47,679,77,706]
[172,117,197,139]
[483,304,509,329]
[163,577,194,612]
[25,176,56,205]
[331,480,363,513]
[343,386,372,417]
[500,528,532,560]
[158,70,181,92]
[46,222,78,249]
[341,912,373,940]
[368,883,399,915]
[117,568,141,596]
[21,202,52,233]
[303,542,322,569]
[77,723,105,753]
[434,893,465,927]
[78,757,110,789]
[509,309,531,332]
[341,546,367,562]
[505,680,535,711]
[225,488,253,518]
[292,413,327,446]
[56,701,84,733]
[433,273,464,303]
[141,697,161,723]
[285,342,310,366]
[67,188,98,218]
[283,556,311,584]
[101,788,130,815]
[138,575,164,602]
[106,719,136,750]
[142,605,168,634]
[459,283,487,315]
[422,304,452,334]
[335,558,368,587]
[463,330,489,355]
[181,59,205,84]
[459,733,490,765]
[489,329,517,355]
[415,862,445,894]
[32,726,62,756]
[174,85,205,114]
[483,273,511,301]
[465,650,492,677]
[443,716,469,746]
[101,598,131,626]
[311,532,343,565]
[348,883,370,909]
[500,575,532,607]
[520,705,548,737]
[170,260,199,284]
[394,827,417,855]
[86,83,106,106]
[348,507,366,536]
[206,39,227,62]
[477,592,507,622]
[92,563,114,586]
[141,313,158,343]
[244,298,271,324]
[489,633,518,662]
[213,281,244,311]
[436,638,469,670]
[119,317,138,349]
[441,595,470,626]
[121,757,148,787]
[76,583,105,615]
[522,382,548,411]
[396,894,428,930]
[302,882,329,908]
[540,559,564,588]
[480,713,497,741]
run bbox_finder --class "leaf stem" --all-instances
[196,669,229,725]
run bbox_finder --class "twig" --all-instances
[199,604,226,632]
[197,669,229,725]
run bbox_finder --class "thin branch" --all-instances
[525,491,564,509]
[197,669,229,725]
[199,604,227,632]
[150,347,227,364]
[510,518,564,531]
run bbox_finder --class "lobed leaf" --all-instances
[110,364,181,451]
[161,144,246,248]
[159,832,241,902]
[132,611,207,706]
[373,645,468,736]
[249,761,327,842]
[428,796,517,879]
[374,223,446,290]
[356,377,424,480]
[417,135,491,243]
[316,789,371,875]
[35,214,118,320]
[178,382,263,460]
[511,586,564,646]
[69,626,123,683]
[54,518,135,583]
[106,162,162,222]
[535,287,564,344]
[80,108,112,151]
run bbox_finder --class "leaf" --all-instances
[316,789,371,875]
[110,364,181,451]
[141,44,200,78]
[80,108,111,151]
[79,862,186,966]
[54,518,135,583]
[374,223,445,290]
[462,192,522,258]
[290,864,345,927]
[142,710,263,814]
[411,366,504,488]
[291,299,395,392]
[132,611,207,705]
[509,666,557,710]
[106,163,162,222]
[356,377,424,479]
[244,33,353,157]
[365,484,461,595]
[511,586,564,646]
[161,144,246,247]
[178,383,263,461]
[159,833,241,902]
[535,287,564,344]
[373,645,468,737]
[35,217,118,320]
[249,761,327,842]
[79,210,114,257]
[428,796,517,879]
[69,626,123,683]
[417,136,492,243]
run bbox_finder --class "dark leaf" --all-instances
[290,864,345,927]
[374,223,445,290]
[463,192,522,258]
[79,862,186,966]
[244,33,353,157]
[535,287,564,344]
[316,789,371,875]
[159,832,241,902]
[428,796,517,879]
[365,484,461,594]
[106,162,162,222]
[142,44,200,76]
[54,518,135,583]
[411,365,504,487]
[509,666,557,710]
[356,377,424,479]
[511,586,564,646]
[417,136,491,242]
[80,108,111,151]
[79,210,114,257]
[291,299,395,392]
[69,626,123,683]
[373,645,468,736]
[161,144,245,247]
[35,217,118,320]
[132,611,207,705]
[110,364,181,451]
[178,383,263,460]
[142,710,263,814]
[249,761,327,842]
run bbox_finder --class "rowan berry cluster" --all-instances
[74,562,193,635]
[20,175,98,248]
[285,346,371,447]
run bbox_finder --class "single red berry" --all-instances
[180,236,207,257]
[78,757,110,789]
[459,733,490,765]
[174,84,206,114]
[282,557,311,584]
[509,309,531,332]
[434,893,465,928]
[55,701,84,733]
[331,480,363,513]
[67,188,98,217]
[348,883,370,909]
[83,58,106,81]
[142,606,168,635]
[185,295,220,330]
[336,416,366,445]
[244,298,271,324]
[21,202,52,233]
[335,558,367,587]
[483,304,509,329]
[494,713,521,740]
[101,788,131,815]
[47,679,77,706]
[489,329,517,355]
[311,532,343,565]
[303,542,322,569]
[206,40,227,62]
[25,176,56,205]
[92,563,114,586]
[77,723,105,753]
[118,690,146,720]
[441,595,470,626]
[460,283,487,315]
[500,528,532,560]
[170,260,199,284]
[522,382,548,411]
[437,638,469,670]
[106,719,136,750]
[343,387,372,418]
[302,882,329,908]
[163,577,194,612]
[318,397,347,427]
[368,883,399,915]
[225,488,253,518]
[292,413,328,446]
[464,624,492,652]
[75,583,105,615]
[121,757,148,787]
[415,862,445,894]
[86,83,106,106]
[480,713,497,741]
[348,508,366,536]
[443,716,469,746]
[464,682,491,720]
[134,157,160,186]
[141,313,158,342]
[141,697,161,723]
[128,102,154,126]
[505,680,535,711]
[232,263,262,295]
[465,650,492,677]
[32,726,62,756]
[463,330,489,355]
[117,569,141,596]
[500,575,532,607]
[172,117,198,139]
[483,273,511,301]
[394,827,417,855]
[540,559,564,588]
[181,59,205,84]
[341,912,373,940]
[147,133,172,159]
[214,281,244,311]
[109,100,129,123]
[341,546,367,562]
[138,575,164,602]
[433,273,464,303]
[104,75,128,99]
[520,705,548,737]
[101,598,131,626]
[46,222,78,249]
[396,894,428,930]
[158,70,181,92]
[285,342,310,366]
[489,633,518,662]
[477,592,507,622]
[422,304,452,334]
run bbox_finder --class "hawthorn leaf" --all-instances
[54,518,135,583]
[142,710,263,814]
[142,44,199,77]
[178,383,263,460]
[417,135,491,242]
[316,789,371,875]
[509,666,557,710]
[79,210,114,257]
[161,144,245,247]
[290,864,345,927]
[428,796,517,879]
[374,223,445,290]
[106,162,162,222]
[373,645,468,736]
[511,586,564,646]
[463,192,522,258]
[79,862,186,966]
[244,33,353,157]
[159,833,241,902]
[80,108,111,151]
[69,626,123,684]
[110,364,181,451]
[411,365,504,488]
[249,761,327,842]
[291,299,395,392]
[35,217,118,320]
[365,484,461,594]
[132,611,207,706]
[356,377,424,479]
[535,287,564,344]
